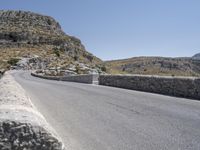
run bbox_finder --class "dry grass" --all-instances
[0,44,102,71]
[105,57,200,77]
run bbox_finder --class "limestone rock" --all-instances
[0,10,102,72]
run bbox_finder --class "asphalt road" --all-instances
[12,71,200,150]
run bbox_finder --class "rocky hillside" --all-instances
[0,10,103,74]
[105,56,200,77]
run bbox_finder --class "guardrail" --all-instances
[99,75,200,100]
[0,72,65,149]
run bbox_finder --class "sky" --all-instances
[0,0,200,60]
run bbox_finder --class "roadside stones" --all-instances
[0,121,63,150]
[0,73,65,149]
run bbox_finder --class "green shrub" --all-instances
[53,47,60,58]
[7,58,20,66]
[74,55,78,61]
[101,66,107,72]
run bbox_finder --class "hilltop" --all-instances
[0,10,103,74]
[192,53,200,60]
[105,55,200,77]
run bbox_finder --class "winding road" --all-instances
[12,71,200,150]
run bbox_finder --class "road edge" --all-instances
[0,71,65,149]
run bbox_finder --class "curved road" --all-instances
[12,71,200,150]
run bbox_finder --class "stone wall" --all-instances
[31,72,61,81]
[99,75,200,100]
[61,74,99,84]
[0,72,65,149]
[31,72,99,84]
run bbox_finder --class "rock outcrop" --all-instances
[0,10,102,73]
[0,10,65,45]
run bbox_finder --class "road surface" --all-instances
[12,71,200,150]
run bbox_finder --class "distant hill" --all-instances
[192,53,200,60]
[0,10,103,74]
[105,56,200,77]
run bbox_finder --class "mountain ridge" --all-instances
[105,54,200,76]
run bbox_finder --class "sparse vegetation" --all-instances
[53,47,61,58]
[74,56,78,61]
[105,57,200,77]
[0,10,103,72]
[7,58,20,66]
[100,65,107,72]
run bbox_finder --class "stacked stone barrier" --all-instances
[99,75,200,100]
[0,72,65,149]
[31,72,61,81]
[31,72,99,84]
[61,74,99,84]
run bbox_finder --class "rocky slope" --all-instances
[0,10,103,74]
[105,56,200,77]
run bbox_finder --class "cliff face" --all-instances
[0,10,64,44]
[0,10,102,73]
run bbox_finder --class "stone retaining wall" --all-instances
[31,72,99,84]
[99,75,200,100]
[61,74,99,84]
[31,72,61,81]
[0,72,65,149]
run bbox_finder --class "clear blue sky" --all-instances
[1,0,200,60]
